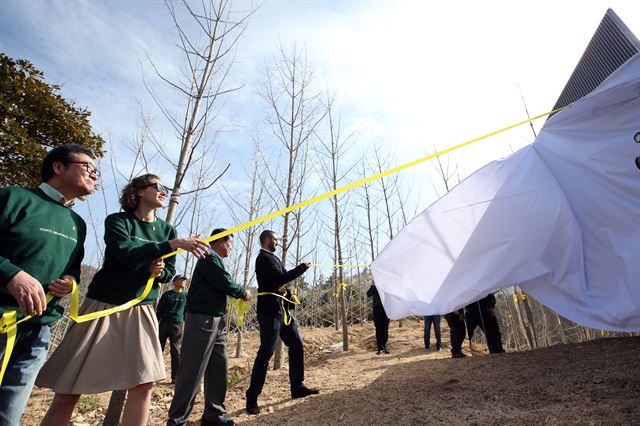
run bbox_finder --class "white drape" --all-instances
[371,53,640,331]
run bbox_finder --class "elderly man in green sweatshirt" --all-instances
[167,228,251,426]
[0,144,98,424]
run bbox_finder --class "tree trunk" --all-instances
[103,390,126,426]
[512,286,535,349]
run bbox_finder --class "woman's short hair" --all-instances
[120,174,160,212]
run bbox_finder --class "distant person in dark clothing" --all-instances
[367,284,390,355]
[465,293,505,354]
[423,315,441,350]
[245,230,317,416]
[157,274,188,383]
[444,309,467,358]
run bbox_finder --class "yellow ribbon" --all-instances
[513,293,528,304]
[310,264,369,268]
[334,282,348,297]
[0,106,564,385]
[257,288,301,326]
[0,276,155,384]
[68,277,156,323]
[229,297,251,327]
[158,107,567,261]
[0,311,16,386]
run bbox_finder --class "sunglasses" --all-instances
[143,182,169,193]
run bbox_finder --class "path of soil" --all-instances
[23,319,640,425]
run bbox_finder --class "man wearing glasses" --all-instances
[0,144,98,424]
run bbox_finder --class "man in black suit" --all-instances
[245,230,318,415]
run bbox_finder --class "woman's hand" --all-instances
[149,258,165,277]
[169,236,210,259]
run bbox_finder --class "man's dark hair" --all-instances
[210,228,232,242]
[41,144,95,182]
[259,230,276,245]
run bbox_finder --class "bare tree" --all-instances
[315,94,355,350]
[259,42,325,369]
[222,140,266,357]
[104,1,254,423]
[144,0,255,225]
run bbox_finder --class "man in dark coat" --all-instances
[465,293,505,354]
[245,230,318,415]
[444,309,467,358]
[366,284,390,354]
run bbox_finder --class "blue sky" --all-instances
[1,0,639,272]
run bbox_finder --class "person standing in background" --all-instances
[423,315,442,351]
[367,283,390,355]
[157,275,188,383]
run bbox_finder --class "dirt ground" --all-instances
[23,319,640,425]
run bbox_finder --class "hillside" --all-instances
[23,319,640,425]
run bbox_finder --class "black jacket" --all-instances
[255,249,308,314]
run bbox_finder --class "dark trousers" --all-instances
[167,314,228,426]
[465,305,505,353]
[444,312,466,354]
[159,320,183,381]
[372,305,390,351]
[423,315,442,349]
[246,309,304,402]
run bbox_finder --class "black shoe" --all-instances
[452,351,467,358]
[246,400,260,415]
[383,348,390,354]
[376,350,384,355]
[291,385,320,399]
[201,417,234,426]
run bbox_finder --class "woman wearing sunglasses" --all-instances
[37,174,210,426]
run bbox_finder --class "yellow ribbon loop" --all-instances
[230,297,251,327]
[334,282,348,297]
[257,288,301,326]
[68,277,155,323]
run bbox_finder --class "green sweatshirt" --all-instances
[0,186,86,324]
[86,212,176,305]
[186,251,247,316]
[156,290,187,324]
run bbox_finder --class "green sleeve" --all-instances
[103,214,173,268]
[204,255,246,299]
[0,190,22,287]
[157,226,178,284]
[62,218,85,282]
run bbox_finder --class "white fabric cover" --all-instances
[371,53,640,331]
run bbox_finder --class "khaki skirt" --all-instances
[36,298,166,394]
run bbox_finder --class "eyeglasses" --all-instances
[67,161,100,178]
[143,182,169,194]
